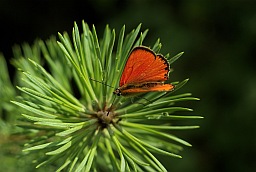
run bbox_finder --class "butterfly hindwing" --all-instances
[119,83,174,96]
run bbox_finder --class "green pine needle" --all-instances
[10,21,202,171]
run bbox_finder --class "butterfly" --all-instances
[113,46,174,96]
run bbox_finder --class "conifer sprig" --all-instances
[10,21,201,171]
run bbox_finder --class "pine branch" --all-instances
[8,21,202,171]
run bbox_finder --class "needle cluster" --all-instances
[8,21,201,171]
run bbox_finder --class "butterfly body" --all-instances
[113,46,174,97]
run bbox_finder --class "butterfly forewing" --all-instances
[119,46,170,87]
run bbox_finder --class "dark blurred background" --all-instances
[0,0,256,171]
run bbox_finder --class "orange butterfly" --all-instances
[114,46,174,96]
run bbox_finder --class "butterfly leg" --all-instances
[129,96,153,106]
[135,96,153,105]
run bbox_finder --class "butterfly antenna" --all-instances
[89,78,115,88]
[107,95,117,116]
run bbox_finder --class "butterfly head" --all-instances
[113,88,122,96]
